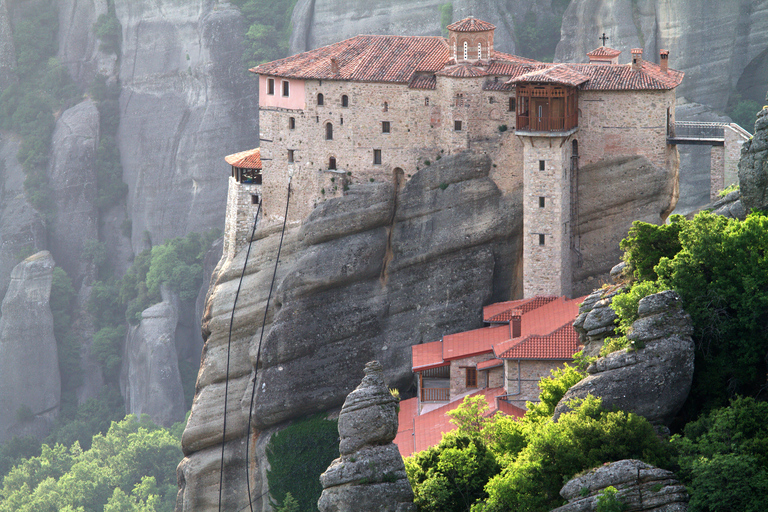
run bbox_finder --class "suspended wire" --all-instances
[217,199,262,512]
[245,176,292,512]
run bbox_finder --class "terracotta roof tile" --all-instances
[412,340,446,371]
[251,35,449,84]
[483,296,559,323]
[477,358,503,371]
[442,324,510,360]
[225,147,261,169]
[572,62,684,90]
[446,17,496,32]
[482,79,513,91]
[497,322,581,359]
[409,74,437,89]
[508,63,590,87]
[587,46,622,58]
[497,399,526,418]
[436,63,490,77]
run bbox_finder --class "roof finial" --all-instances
[599,32,609,46]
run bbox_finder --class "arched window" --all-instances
[325,122,333,140]
[341,95,349,107]
[383,101,388,112]
[453,41,457,59]
[463,41,468,60]
[329,157,337,170]
[317,93,324,105]
[478,42,482,59]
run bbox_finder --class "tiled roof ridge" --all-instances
[224,147,261,169]
[496,321,580,359]
[587,46,622,57]
[446,17,496,32]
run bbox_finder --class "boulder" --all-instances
[555,291,694,425]
[572,287,621,357]
[738,107,768,211]
[552,459,689,512]
[696,190,747,220]
[0,251,60,443]
[121,286,186,427]
[317,361,415,512]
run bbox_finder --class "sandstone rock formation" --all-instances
[57,0,116,88]
[697,190,747,220]
[738,106,768,211]
[552,459,689,512]
[0,251,60,443]
[573,287,622,357]
[317,361,415,512]
[121,286,186,427]
[555,290,694,426]
[0,0,16,90]
[178,152,521,511]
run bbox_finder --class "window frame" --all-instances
[317,93,324,106]
[382,121,390,134]
[539,160,546,171]
[287,149,295,163]
[539,196,545,208]
[282,80,290,97]
[454,120,463,132]
[373,149,382,165]
[539,234,546,246]
[341,95,349,107]
[267,78,275,95]
[325,122,333,140]
[465,367,477,388]
[289,117,295,129]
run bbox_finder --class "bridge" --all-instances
[667,121,752,200]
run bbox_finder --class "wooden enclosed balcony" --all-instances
[419,365,450,403]
[515,84,578,135]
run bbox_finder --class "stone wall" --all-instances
[223,176,261,259]
[449,353,494,398]
[504,359,570,409]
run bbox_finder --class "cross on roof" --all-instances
[599,32,609,46]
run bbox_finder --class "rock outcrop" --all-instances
[57,0,116,88]
[696,190,747,220]
[573,287,621,357]
[552,459,689,512]
[738,106,768,211]
[0,0,16,90]
[177,152,521,511]
[317,361,415,512]
[555,291,694,426]
[121,286,186,427]
[0,251,60,443]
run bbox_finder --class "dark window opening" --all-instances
[509,97,516,112]
[289,117,295,129]
[341,95,349,107]
[251,194,260,205]
[489,97,495,104]
[287,149,294,163]
[317,93,324,105]
[373,149,382,165]
[382,121,390,133]
[267,78,274,95]
[340,116,343,125]
[329,157,337,170]
[383,101,388,112]
[282,80,290,97]
[325,123,333,140]
[454,120,462,131]
[465,367,477,388]
[539,196,545,208]
[539,160,545,171]
[539,234,545,246]
[425,97,430,106]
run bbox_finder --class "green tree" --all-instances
[620,215,684,282]
[447,395,491,435]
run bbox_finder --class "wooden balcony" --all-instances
[516,113,578,133]
[421,387,450,402]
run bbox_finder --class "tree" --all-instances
[447,395,491,434]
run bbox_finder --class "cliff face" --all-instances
[177,152,522,511]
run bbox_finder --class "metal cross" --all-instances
[599,32,609,46]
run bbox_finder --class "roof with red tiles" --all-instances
[571,61,684,90]
[477,358,503,371]
[442,324,511,360]
[483,296,559,323]
[508,63,590,87]
[446,17,496,32]
[251,35,449,84]
[409,74,437,89]
[436,63,490,77]
[587,46,622,58]
[496,322,581,360]
[412,340,447,371]
[225,147,261,169]
[394,387,512,458]
[482,79,513,91]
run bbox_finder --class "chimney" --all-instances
[330,57,339,75]
[631,48,643,70]
[659,49,669,73]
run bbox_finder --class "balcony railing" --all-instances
[421,388,449,402]
[516,113,578,133]
[668,122,726,139]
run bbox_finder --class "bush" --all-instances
[620,216,684,282]
[596,486,626,512]
[235,0,298,67]
[524,363,586,421]
[439,3,453,36]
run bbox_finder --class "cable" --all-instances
[217,199,262,512]
[245,177,293,512]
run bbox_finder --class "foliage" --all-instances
[93,1,122,55]
[524,363,586,422]
[46,387,126,451]
[671,397,768,512]
[609,280,665,336]
[0,415,180,512]
[595,486,626,512]
[50,267,82,411]
[727,94,763,132]
[405,432,500,512]
[274,493,300,512]
[234,0,299,68]
[92,325,127,381]
[439,3,453,37]
[447,395,491,434]
[474,396,671,512]
[266,415,339,512]
[620,216,684,282]
[512,2,571,62]
[718,183,739,198]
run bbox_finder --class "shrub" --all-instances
[439,3,453,37]
[596,486,626,512]
[620,216,684,282]
[524,363,586,421]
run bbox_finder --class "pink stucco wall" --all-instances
[259,75,306,110]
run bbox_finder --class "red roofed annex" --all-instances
[229,16,684,298]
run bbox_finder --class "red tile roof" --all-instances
[251,35,449,84]
[412,340,446,371]
[483,296,559,323]
[496,322,581,359]
[225,147,261,169]
[477,358,503,371]
[587,46,622,58]
[446,17,496,32]
[442,324,510,360]
[506,61,683,91]
[409,74,437,89]
[394,387,511,458]
[508,63,590,87]
[436,63,490,77]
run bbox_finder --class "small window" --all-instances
[267,78,275,95]
[325,122,333,140]
[251,194,260,205]
[373,149,382,165]
[340,116,344,126]
[287,149,294,163]
[329,157,336,170]
[539,160,545,171]
[509,97,516,112]
[289,117,295,129]
[478,42,482,59]
[455,93,463,107]
[454,120,462,131]
[382,121,390,133]
[341,95,349,107]
[539,196,545,208]
[463,41,468,60]
[489,97,495,104]
[383,101,388,112]
[425,97,430,106]
[465,367,477,388]
[317,93,324,105]
[539,234,546,246]
[282,80,290,97]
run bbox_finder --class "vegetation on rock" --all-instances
[233,0,299,68]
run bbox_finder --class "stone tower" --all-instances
[223,148,262,259]
[446,17,495,62]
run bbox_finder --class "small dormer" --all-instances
[586,46,621,65]
[446,17,495,63]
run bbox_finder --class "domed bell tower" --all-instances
[446,17,495,63]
